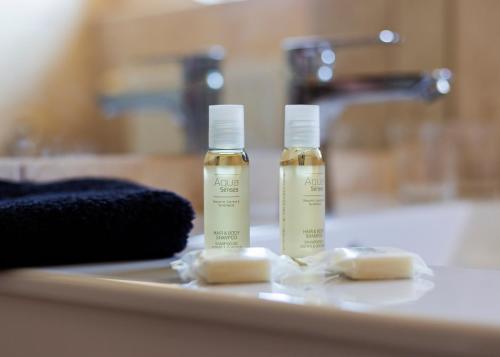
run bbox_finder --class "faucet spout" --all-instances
[319,69,451,105]
[299,68,452,142]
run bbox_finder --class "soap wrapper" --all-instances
[290,247,433,282]
[171,248,295,284]
[171,247,432,285]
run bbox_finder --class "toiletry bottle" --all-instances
[204,105,250,248]
[280,105,325,257]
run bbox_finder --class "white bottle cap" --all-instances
[284,105,320,148]
[209,105,245,149]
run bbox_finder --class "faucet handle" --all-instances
[283,30,400,80]
[330,29,400,48]
[283,30,400,51]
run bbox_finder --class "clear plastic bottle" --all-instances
[280,105,325,257]
[204,105,250,248]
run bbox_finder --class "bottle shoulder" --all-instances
[280,147,324,166]
[204,149,249,166]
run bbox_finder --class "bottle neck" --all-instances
[284,146,319,150]
[208,147,245,152]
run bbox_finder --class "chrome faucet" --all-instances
[283,30,452,143]
[99,46,225,152]
[283,30,452,210]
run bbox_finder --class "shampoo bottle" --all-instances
[280,105,325,257]
[204,105,250,248]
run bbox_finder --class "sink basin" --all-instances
[191,200,499,270]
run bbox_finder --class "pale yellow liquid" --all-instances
[204,150,249,167]
[280,147,325,257]
[280,147,324,167]
[204,150,250,248]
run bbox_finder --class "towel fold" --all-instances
[0,178,194,268]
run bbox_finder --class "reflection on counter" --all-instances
[180,276,434,309]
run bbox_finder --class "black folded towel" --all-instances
[0,178,194,268]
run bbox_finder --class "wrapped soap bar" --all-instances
[172,246,432,285]
[171,248,275,284]
[296,246,433,281]
[331,247,428,280]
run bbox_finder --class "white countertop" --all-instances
[1,263,500,356]
[2,202,500,355]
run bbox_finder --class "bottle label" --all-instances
[204,165,250,248]
[280,165,325,257]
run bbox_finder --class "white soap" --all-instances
[195,248,272,284]
[333,247,415,280]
